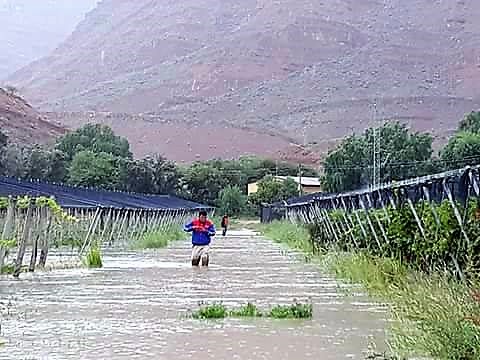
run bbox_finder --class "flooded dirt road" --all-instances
[0,230,386,359]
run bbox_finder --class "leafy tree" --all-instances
[122,158,155,193]
[183,162,228,205]
[459,111,480,133]
[322,122,435,192]
[217,186,247,216]
[121,155,180,194]
[322,135,366,193]
[441,131,480,169]
[1,145,27,178]
[249,175,299,206]
[150,155,181,194]
[24,146,67,182]
[68,150,120,188]
[56,124,132,161]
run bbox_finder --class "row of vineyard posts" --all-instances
[285,166,480,280]
[0,196,201,278]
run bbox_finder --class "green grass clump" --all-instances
[133,227,186,249]
[0,263,15,275]
[192,303,227,319]
[229,302,263,317]
[329,251,408,296]
[260,221,313,253]
[389,276,480,360]
[269,302,313,319]
[85,246,103,268]
[191,301,312,320]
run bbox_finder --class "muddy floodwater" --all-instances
[0,230,386,360]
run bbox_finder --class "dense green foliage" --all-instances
[217,186,247,216]
[441,131,480,169]
[322,112,480,192]
[56,124,132,161]
[322,122,436,192]
[307,199,480,275]
[68,150,120,188]
[248,175,299,206]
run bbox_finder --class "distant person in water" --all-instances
[221,214,229,236]
[183,210,216,266]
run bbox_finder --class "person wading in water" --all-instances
[221,214,229,236]
[183,210,216,266]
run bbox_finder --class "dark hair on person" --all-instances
[199,210,208,217]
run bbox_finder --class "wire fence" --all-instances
[0,177,213,277]
[263,166,480,277]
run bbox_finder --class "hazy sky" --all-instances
[0,0,99,78]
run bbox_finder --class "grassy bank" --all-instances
[132,227,187,249]
[260,221,480,360]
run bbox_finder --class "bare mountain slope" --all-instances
[8,0,480,152]
[0,0,98,78]
[0,88,65,145]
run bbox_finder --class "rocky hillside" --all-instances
[0,0,97,78]
[47,111,320,164]
[0,88,65,145]
[8,0,480,152]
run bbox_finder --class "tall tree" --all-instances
[249,175,299,206]
[322,122,435,192]
[182,162,227,205]
[441,131,480,169]
[56,124,132,161]
[218,186,247,216]
[459,111,480,133]
[68,150,120,188]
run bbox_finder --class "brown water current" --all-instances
[0,230,387,359]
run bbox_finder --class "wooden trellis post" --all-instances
[13,203,33,278]
[0,197,15,274]
[38,208,53,268]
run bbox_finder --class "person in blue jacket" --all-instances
[184,210,216,266]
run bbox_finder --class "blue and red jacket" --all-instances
[184,218,216,246]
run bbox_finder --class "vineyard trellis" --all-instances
[283,166,480,278]
[0,178,212,278]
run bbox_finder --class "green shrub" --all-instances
[192,303,227,319]
[269,302,313,319]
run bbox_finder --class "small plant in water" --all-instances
[191,301,312,320]
[85,246,103,268]
[229,302,263,317]
[269,302,313,319]
[192,303,226,319]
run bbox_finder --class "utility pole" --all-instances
[372,101,381,188]
[298,163,303,196]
